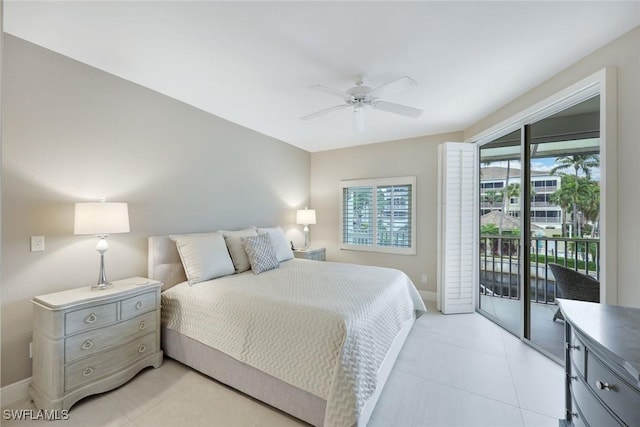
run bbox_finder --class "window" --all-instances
[340,176,416,254]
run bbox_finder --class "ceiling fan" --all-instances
[300,76,423,131]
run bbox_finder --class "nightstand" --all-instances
[293,247,326,261]
[29,277,164,411]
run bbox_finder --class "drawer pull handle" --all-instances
[138,344,147,353]
[82,366,94,377]
[139,321,147,330]
[596,380,612,391]
[571,412,578,419]
[567,344,580,351]
[81,339,94,350]
[85,313,98,324]
[135,301,143,310]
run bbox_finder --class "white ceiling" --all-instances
[4,1,640,152]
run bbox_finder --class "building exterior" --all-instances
[480,167,562,236]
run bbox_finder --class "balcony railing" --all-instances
[480,235,600,304]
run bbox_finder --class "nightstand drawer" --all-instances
[65,303,117,335]
[586,351,639,425]
[65,332,156,392]
[121,291,157,320]
[65,311,157,363]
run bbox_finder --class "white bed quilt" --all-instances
[161,259,426,426]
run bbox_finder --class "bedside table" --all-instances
[293,247,326,261]
[29,277,164,411]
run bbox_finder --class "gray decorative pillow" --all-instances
[242,233,280,275]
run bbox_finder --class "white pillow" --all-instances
[170,233,235,285]
[220,228,258,273]
[242,233,280,275]
[254,226,294,262]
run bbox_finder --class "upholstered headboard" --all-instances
[148,235,187,291]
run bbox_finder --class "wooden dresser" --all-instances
[559,299,640,426]
[29,278,163,411]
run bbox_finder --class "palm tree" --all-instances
[485,190,502,210]
[550,154,600,179]
[579,180,600,238]
[550,154,600,235]
[549,176,577,237]
[504,183,520,217]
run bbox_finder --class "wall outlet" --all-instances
[31,236,45,252]
[29,342,33,359]
[421,274,428,284]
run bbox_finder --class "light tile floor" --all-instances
[2,301,564,426]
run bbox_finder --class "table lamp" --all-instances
[74,201,130,290]
[296,207,316,249]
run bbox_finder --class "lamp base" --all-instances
[92,244,111,290]
[91,282,113,291]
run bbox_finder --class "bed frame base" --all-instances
[162,312,415,427]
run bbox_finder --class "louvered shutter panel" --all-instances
[437,142,477,314]
[342,186,374,246]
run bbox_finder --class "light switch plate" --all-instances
[31,236,45,252]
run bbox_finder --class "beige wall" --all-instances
[310,131,464,296]
[1,35,310,386]
[465,26,640,307]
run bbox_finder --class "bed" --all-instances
[148,233,425,427]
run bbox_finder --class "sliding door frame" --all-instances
[470,68,617,342]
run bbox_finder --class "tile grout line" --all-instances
[500,330,527,426]
[393,364,523,411]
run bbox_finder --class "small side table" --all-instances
[293,247,326,261]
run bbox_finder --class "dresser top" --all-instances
[32,277,162,309]
[559,299,640,382]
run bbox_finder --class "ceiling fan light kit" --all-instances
[301,76,423,131]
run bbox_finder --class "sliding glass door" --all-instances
[526,97,601,359]
[478,129,523,336]
[477,96,601,361]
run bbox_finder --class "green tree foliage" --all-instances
[550,154,600,237]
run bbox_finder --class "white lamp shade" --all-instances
[296,208,316,225]
[74,202,130,235]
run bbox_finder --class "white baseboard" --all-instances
[1,377,31,408]
[419,290,437,302]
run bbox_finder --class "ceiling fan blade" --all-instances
[373,101,423,118]
[309,85,350,100]
[300,104,348,120]
[369,76,417,98]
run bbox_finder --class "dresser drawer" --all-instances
[121,291,157,320]
[65,303,117,335]
[65,311,157,363]
[65,332,157,392]
[570,397,588,427]
[572,376,622,426]
[586,351,640,425]
[570,331,586,378]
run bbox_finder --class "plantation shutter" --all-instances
[376,184,412,248]
[437,142,477,314]
[342,186,374,246]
